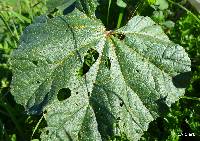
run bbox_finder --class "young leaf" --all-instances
[116,0,127,8]
[10,8,191,141]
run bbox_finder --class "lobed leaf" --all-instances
[10,8,191,141]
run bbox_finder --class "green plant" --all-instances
[138,1,200,140]
[0,1,47,140]
[9,1,192,140]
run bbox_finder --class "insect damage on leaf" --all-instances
[78,48,99,76]
[57,87,71,101]
[10,2,191,141]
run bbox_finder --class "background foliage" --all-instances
[0,0,199,140]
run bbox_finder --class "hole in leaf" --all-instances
[36,81,40,84]
[76,92,78,94]
[47,8,58,19]
[46,130,49,135]
[57,88,71,101]
[47,14,54,19]
[120,101,124,107]
[32,61,38,66]
[105,57,111,70]
[117,34,125,40]
[78,49,99,76]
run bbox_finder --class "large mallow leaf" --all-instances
[10,9,191,141]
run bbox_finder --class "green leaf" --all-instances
[10,9,191,141]
[75,0,98,18]
[163,20,175,29]
[10,11,31,23]
[47,0,76,12]
[146,0,157,5]
[155,0,169,10]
